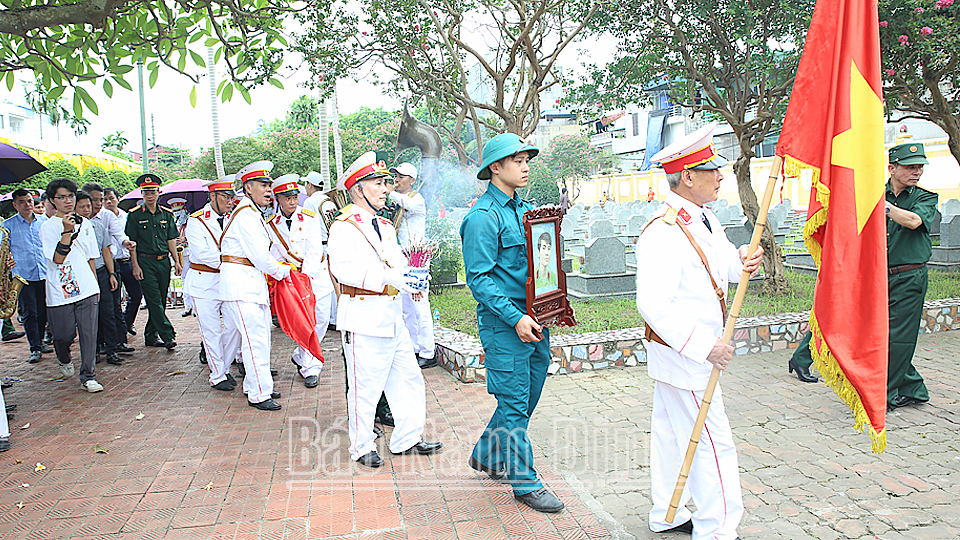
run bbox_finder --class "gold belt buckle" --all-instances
[385,285,399,296]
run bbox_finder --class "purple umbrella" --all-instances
[0,143,47,185]
[119,178,210,212]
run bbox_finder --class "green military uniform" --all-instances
[125,175,179,345]
[885,176,937,406]
[793,144,936,410]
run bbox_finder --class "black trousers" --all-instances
[111,260,128,345]
[95,267,121,354]
[116,258,142,329]
[18,280,47,352]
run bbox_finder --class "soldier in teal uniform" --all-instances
[125,174,182,349]
[460,134,563,513]
[789,143,936,412]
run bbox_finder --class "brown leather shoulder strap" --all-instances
[219,205,249,244]
[267,219,304,265]
[640,211,728,348]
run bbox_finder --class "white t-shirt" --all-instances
[41,216,100,306]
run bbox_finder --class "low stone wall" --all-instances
[435,297,960,383]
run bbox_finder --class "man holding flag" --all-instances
[776,0,889,450]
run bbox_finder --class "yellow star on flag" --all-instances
[831,60,885,234]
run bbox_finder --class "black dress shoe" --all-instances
[5,404,16,412]
[181,308,193,317]
[0,439,9,452]
[6,413,13,421]
[127,325,137,336]
[468,456,505,480]
[270,368,278,376]
[893,395,928,408]
[417,355,439,369]
[237,363,246,377]
[304,375,319,388]
[248,398,281,411]
[0,381,11,389]
[657,520,693,534]
[164,341,177,350]
[2,331,25,342]
[145,339,166,347]
[373,425,384,439]
[40,344,53,354]
[515,488,564,513]
[271,391,281,399]
[116,344,135,353]
[788,358,818,383]
[105,352,123,365]
[393,440,443,455]
[199,346,207,364]
[356,451,383,468]
[375,411,395,427]
[212,380,235,391]
[225,373,237,386]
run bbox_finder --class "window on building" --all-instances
[9,116,24,134]
[632,114,640,137]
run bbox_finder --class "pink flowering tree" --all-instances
[880,0,960,164]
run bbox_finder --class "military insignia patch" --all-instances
[910,145,918,152]
[663,207,678,225]
[677,207,692,225]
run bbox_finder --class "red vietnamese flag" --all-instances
[776,0,887,451]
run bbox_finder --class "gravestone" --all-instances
[714,207,731,224]
[627,215,648,234]
[943,198,960,216]
[725,219,753,247]
[584,236,627,275]
[616,208,632,224]
[716,199,729,208]
[930,208,942,236]
[589,219,615,238]
[941,214,960,247]
[561,216,577,239]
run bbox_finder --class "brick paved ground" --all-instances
[1,310,958,539]
[0,310,610,540]
[532,330,960,540]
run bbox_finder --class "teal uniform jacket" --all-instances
[460,182,551,495]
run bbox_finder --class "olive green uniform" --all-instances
[125,205,179,344]
[792,183,937,406]
[885,181,936,406]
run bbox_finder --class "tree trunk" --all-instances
[331,87,344,178]
[734,154,791,295]
[934,115,960,167]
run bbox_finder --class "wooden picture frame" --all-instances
[524,207,576,328]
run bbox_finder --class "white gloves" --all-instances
[383,267,418,294]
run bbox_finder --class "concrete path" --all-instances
[0,310,957,539]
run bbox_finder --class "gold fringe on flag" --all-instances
[808,312,887,453]
[790,152,886,453]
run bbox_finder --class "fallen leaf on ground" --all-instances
[19,423,29,430]
[15,459,22,464]
[34,463,44,472]
[165,370,186,376]
[135,412,144,421]
[15,501,23,509]
[204,482,212,490]
[93,444,108,454]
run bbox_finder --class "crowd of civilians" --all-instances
[0,180,148,451]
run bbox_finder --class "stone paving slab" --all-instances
[531,330,960,540]
[0,310,611,540]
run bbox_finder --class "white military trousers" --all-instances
[291,276,335,378]
[224,300,274,404]
[649,380,743,540]
[342,328,425,460]
[194,297,241,386]
[401,292,435,359]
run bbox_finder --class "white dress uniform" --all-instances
[327,203,426,460]
[636,191,745,540]
[266,205,332,378]
[184,202,241,387]
[389,188,436,361]
[220,196,290,404]
[303,189,339,323]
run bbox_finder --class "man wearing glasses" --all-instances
[125,174,181,349]
[39,179,103,392]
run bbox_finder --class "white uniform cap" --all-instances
[303,171,324,188]
[236,160,274,185]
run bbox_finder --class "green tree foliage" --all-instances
[573,0,815,292]
[105,169,136,194]
[338,108,403,167]
[191,137,268,181]
[879,0,960,164]
[295,0,598,165]
[0,0,298,120]
[80,166,109,186]
[102,131,129,152]
[9,159,81,192]
[263,128,321,178]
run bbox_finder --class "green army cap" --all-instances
[137,173,162,190]
[889,143,928,166]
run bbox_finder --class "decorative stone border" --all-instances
[435,298,960,383]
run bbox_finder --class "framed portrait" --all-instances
[523,207,576,328]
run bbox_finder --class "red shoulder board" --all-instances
[677,207,692,225]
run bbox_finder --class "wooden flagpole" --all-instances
[664,154,783,523]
